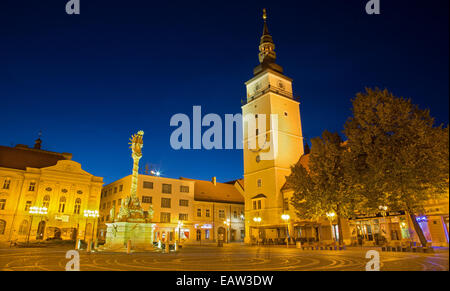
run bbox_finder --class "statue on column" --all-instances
[116,130,153,222]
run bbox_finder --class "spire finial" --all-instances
[263,8,267,21]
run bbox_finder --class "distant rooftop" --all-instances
[180,177,244,204]
[0,144,72,171]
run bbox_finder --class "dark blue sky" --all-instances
[1,0,448,184]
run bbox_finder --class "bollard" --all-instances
[75,239,80,250]
[127,240,132,254]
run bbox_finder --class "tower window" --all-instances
[28,182,36,191]
[257,179,262,188]
[284,111,288,116]
[3,179,11,190]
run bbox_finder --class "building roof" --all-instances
[180,177,244,204]
[0,144,72,171]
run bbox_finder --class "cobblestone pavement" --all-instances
[0,244,448,271]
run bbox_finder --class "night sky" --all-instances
[1,0,448,185]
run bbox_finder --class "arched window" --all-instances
[74,198,81,214]
[42,195,50,208]
[18,220,29,235]
[58,196,66,213]
[0,220,6,235]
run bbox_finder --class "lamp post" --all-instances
[83,210,99,251]
[281,214,290,247]
[379,205,389,243]
[177,220,183,245]
[253,217,261,245]
[27,207,48,246]
[223,219,230,243]
[326,212,336,242]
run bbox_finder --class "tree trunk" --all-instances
[337,215,344,245]
[408,211,428,247]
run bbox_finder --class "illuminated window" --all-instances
[257,179,262,188]
[205,229,210,239]
[3,179,10,190]
[58,196,66,213]
[196,229,201,241]
[143,181,153,189]
[119,185,123,192]
[205,209,210,217]
[180,186,189,193]
[28,182,36,191]
[219,209,225,218]
[0,199,6,210]
[114,187,117,193]
[74,198,81,214]
[162,184,172,194]
[179,213,188,221]
[42,195,50,208]
[142,196,152,204]
[160,212,171,223]
[197,208,202,217]
[253,201,257,210]
[179,199,189,207]
[161,198,171,208]
[257,200,261,209]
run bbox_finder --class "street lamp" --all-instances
[27,206,48,246]
[177,220,183,245]
[253,217,262,245]
[281,214,290,247]
[326,212,336,242]
[223,219,230,243]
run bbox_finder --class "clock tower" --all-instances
[242,9,304,243]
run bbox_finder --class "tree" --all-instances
[286,130,359,245]
[344,88,449,247]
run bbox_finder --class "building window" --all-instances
[42,195,50,208]
[107,201,111,209]
[161,198,171,208]
[28,182,36,191]
[74,198,81,214]
[179,199,189,207]
[114,187,117,193]
[0,220,6,234]
[258,200,262,209]
[196,229,201,241]
[205,209,210,217]
[179,213,188,221]
[143,181,153,189]
[197,208,201,217]
[180,186,189,193]
[219,209,225,218]
[58,196,66,213]
[257,179,262,188]
[205,229,210,239]
[284,198,289,210]
[162,184,172,194]
[160,212,171,223]
[234,211,237,219]
[0,199,6,210]
[142,196,152,204]
[253,201,257,210]
[118,199,122,206]
[18,220,28,235]
[24,201,32,211]
[3,179,10,190]
[119,185,123,192]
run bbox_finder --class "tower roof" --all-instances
[254,8,283,75]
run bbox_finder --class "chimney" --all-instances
[212,177,217,186]
[34,138,42,149]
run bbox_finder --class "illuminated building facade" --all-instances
[98,175,245,244]
[0,140,103,243]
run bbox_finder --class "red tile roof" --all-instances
[180,177,244,204]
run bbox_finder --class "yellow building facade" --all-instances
[98,175,245,245]
[242,11,304,243]
[0,142,103,244]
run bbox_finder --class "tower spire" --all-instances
[258,8,276,64]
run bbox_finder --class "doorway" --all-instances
[36,221,46,240]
